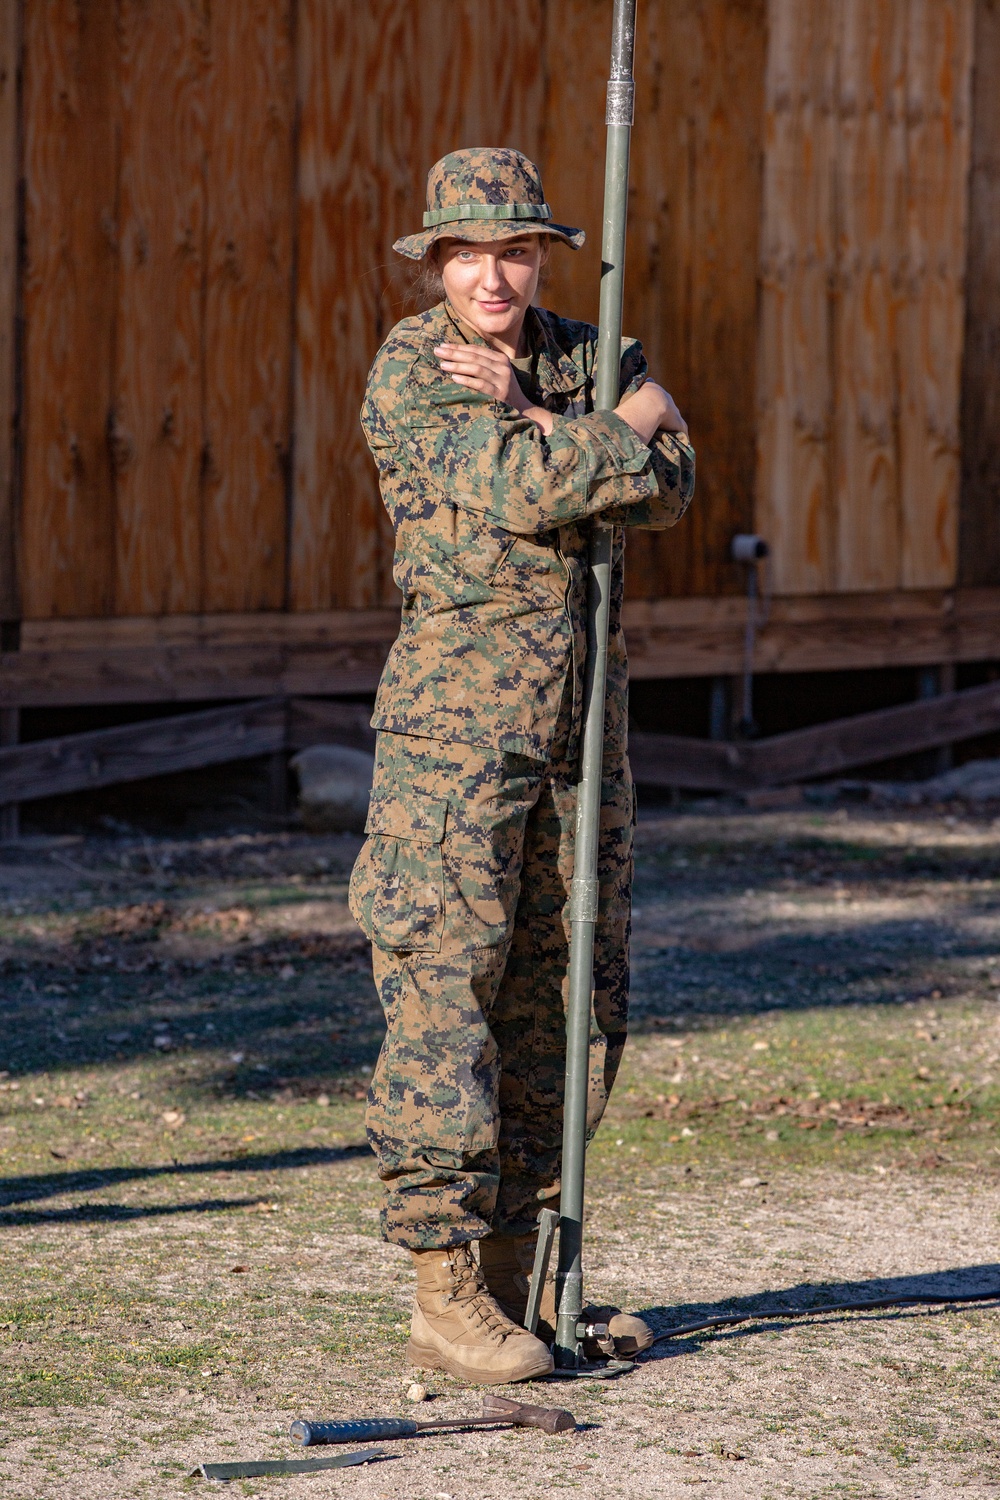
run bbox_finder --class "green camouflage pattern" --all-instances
[393,146,586,260]
[361,299,695,765]
[354,292,694,1247]
[349,709,634,1248]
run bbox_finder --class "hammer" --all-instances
[291,1394,576,1445]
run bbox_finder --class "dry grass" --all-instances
[2,805,1000,1496]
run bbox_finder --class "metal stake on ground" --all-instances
[551,0,638,1374]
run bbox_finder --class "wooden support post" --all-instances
[0,705,18,839]
[709,676,731,741]
[266,750,289,819]
[917,665,955,775]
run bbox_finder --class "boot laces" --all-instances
[444,1247,524,1342]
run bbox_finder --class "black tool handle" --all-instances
[291,1417,418,1446]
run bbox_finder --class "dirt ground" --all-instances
[3,800,1000,1497]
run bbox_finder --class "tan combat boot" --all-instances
[478,1230,557,1336]
[479,1231,655,1357]
[408,1244,554,1384]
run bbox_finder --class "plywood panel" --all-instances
[831,0,903,592]
[112,0,207,615]
[632,0,767,600]
[757,0,974,595]
[0,0,19,619]
[754,0,837,594]
[290,0,545,613]
[958,0,1000,587]
[21,0,119,619]
[202,0,296,612]
[544,0,768,600]
[895,0,973,587]
[531,0,607,327]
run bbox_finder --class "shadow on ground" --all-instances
[0,1197,265,1227]
[0,1143,372,1210]
[639,1264,1000,1359]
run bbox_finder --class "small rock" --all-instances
[162,1109,185,1129]
[739,1176,767,1188]
[406,1382,428,1403]
[291,744,375,834]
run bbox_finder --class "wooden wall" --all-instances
[277,0,766,611]
[755,0,976,595]
[0,0,18,622]
[14,0,767,621]
[959,0,1000,587]
[544,0,767,599]
[21,0,296,620]
[8,0,993,628]
[291,0,544,612]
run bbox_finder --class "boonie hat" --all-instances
[393,147,586,261]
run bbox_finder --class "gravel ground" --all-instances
[2,802,1000,1496]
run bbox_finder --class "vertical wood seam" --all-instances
[284,0,301,614]
[109,0,122,614]
[0,0,23,621]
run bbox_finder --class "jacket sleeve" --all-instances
[364,340,661,536]
[611,338,696,530]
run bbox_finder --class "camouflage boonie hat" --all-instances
[393,147,586,261]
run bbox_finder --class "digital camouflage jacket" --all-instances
[361,300,695,763]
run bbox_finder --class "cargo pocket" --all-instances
[348,791,448,952]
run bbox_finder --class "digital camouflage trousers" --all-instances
[348,724,634,1249]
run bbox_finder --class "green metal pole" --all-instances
[554,0,637,1370]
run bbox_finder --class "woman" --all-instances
[350,147,694,1384]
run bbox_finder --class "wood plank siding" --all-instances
[0,2,19,622]
[756,0,976,595]
[959,0,1000,588]
[3,0,995,693]
[22,0,296,619]
[290,0,544,613]
[14,1,772,621]
[22,0,120,619]
[5,587,1000,708]
[519,0,769,600]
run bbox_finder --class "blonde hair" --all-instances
[412,254,446,309]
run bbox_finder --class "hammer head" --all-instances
[480,1394,576,1434]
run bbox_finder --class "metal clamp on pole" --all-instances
[554,0,638,1373]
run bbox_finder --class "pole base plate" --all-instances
[544,1358,634,1380]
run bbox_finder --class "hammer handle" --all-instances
[291,1418,417,1446]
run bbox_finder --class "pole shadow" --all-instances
[635,1264,1000,1360]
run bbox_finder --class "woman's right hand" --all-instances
[615,381,688,444]
[435,343,554,435]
